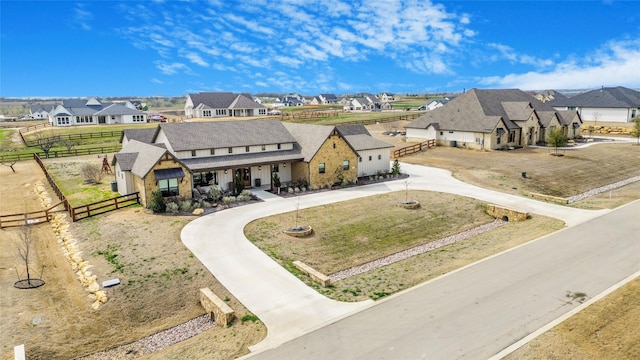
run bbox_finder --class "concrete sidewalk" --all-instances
[181,163,608,352]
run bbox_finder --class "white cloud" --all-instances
[479,39,640,90]
[487,43,554,68]
[183,52,208,67]
[73,4,93,31]
[156,62,189,75]
[151,78,164,84]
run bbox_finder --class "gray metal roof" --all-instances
[547,86,640,108]
[95,104,144,116]
[155,119,297,152]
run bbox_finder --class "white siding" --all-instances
[405,127,436,142]
[578,107,633,122]
[357,149,391,177]
[115,164,135,196]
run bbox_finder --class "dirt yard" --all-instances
[0,161,265,360]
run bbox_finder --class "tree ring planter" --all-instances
[14,278,45,289]
[283,226,313,237]
[399,200,420,209]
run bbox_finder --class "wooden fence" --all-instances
[18,122,51,134]
[34,154,70,210]
[22,130,123,147]
[0,201,67,228]
[393,139,436,158]
[0,146,120,163]
[70,192,140,222]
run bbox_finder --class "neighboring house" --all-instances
[420,98,451,111]
[47,98,147,126]
[535,90,567,103]
[30,104,55,119]
[318,94,338,104]
[343,97,373,111]
[112,119,393,207]
[184,92,267,118]
[405,88,581,150]
[378,93,397,102]
[547,86,640,123]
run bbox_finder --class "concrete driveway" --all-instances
[181,163,609,352]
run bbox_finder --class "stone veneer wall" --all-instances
[486,204,528,222]
[199,288,235,326]
[308,132,358,188]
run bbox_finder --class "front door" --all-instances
[98,116,106,124]
[234,168,251,188]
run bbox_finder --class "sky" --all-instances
[1,0,639,98]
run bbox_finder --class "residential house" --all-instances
[547,86,640,123]
[378,93,397,102]
[30,104,55,119]
[48,98,147,126]
[343,97,374,111]
[318,94,338,104]
[405,88,581,150]
[112,119,393,207]
[184,92,267,118]
[420,98,451,111]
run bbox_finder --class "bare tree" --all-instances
[61,139,76,152]
[14,224,36,286]
[1,160,17,173]
[82,163,105,184]
[34,132,59,158]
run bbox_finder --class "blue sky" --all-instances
[1,0,639,97]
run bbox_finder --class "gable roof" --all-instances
[281,122,334,161]
[336,124,394,151]
[547,86,640,108]
[188,92,265,110]
[406,88,558,133]
[121,128,156,144]
[154,119,297,152]
[114,140,168,178]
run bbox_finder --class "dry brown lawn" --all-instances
[0,162,265,360]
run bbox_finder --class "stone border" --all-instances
[283,226,313,237]
[199,288,235,326]
[293,260,331,287]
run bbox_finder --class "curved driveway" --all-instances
[181,163,609,352]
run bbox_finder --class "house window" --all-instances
[259,109,266,115]
[158,178,179,197]
[378,154,382,160]
[319,163,325,174]
[111,116,116,120]
[203,110,211,117]
[191,150,196,157]
[440,131,443,135]
[216,109,226,115]
[261,145,266,151]
[333,143,336,149]
[210,149,215,155]
[343,160,349,170]
[496,135,501,145]
[194,171,216,186]
[368,155,372,161]
[359,157,362,162]
[245,146,250,152]
[508,131,516,143]
[228,147,233,154]
[272,164,279,173]
[568,106,576,111]
[277,143,281,150]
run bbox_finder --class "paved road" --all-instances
[246,200,640,359]
[181,163,609,352]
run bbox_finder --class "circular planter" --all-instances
[399,200,420,209]
[14,278,45,289]
[283,226,313,237]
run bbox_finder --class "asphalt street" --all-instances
[246,200,640,359]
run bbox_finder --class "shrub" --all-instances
[81,164,105,184]
[222,196,236,204]
[237,190,252,202]
[179,199,193,212]
[209,184,221,201]
[166,202,179,213]
[149,190,166,213]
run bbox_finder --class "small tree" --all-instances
[334,166,345,185]
[547,127,568,156]
[34,132,58,158]
[233,173,245,195]
[81,163,105,184]
[631,117,640,145]
[391,159,401,176]
[13,224,44,288]
[149,189,166,213]
[272,173,281,189]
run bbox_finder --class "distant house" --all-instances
[405,88,581,150]
[30,104,55,119]
[318,94,338,104]
[112,119,393,207]
[184,92,267,118]
[378,93,397,102]
[48,98,147,127]
[421,98,451,111]
[343,97,373,111]
[547,86,640,123]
